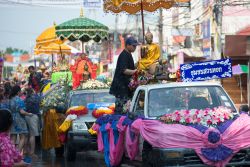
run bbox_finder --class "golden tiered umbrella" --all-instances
[34,24,71,65]
[103,0,190,42]
[34,43,71,55]
[35,24,70,55]
[35,24,63,48]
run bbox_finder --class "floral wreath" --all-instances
[92,104,115,118]
[66,106,88,116]
[159,106,236,127]
[128,70,154,91]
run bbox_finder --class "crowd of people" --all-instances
[0,52,99,166]
[0,33,165,165]
[0,65,44,166]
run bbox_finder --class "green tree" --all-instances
[5,47,13,54]
[4,47,29,54]
[13,48,18,52]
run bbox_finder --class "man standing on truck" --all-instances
[110,36,139,114]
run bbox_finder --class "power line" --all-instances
[0,29,39,35]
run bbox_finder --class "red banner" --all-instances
[0,58,3,83]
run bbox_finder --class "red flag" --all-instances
[0,58,3,83]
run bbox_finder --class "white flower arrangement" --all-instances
[81,79,110,90]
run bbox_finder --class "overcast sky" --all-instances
[0,4,116,51]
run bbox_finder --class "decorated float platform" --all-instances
[90,108,250,167]
[52,58,250,167]
[51,71,72,84]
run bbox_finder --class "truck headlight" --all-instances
[72,122,88,131]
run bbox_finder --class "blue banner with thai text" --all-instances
[180,59,232,82]
[87,102,114,110]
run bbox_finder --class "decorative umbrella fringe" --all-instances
[58,33,108,42]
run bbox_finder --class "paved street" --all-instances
[31,148,141,167]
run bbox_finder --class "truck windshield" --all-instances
[70,93,93,107]
[148,86,236,117]
[70,92,115,108]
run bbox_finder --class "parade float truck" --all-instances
[130,82,250,167]
[91,59,250,167]
[58,80,115,161]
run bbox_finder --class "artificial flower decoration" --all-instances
[41,79,71,113]
[88,125,97,135]
[123,100,131,113]
[108,103,115,111]
[159,106,236,127]
[176,68,181,82]
[58,114,77,133]
[128,71,153,91]
[81,79,110,90]
[92,107,114,118]
[66,106,88,116]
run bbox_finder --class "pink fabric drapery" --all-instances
[92,124,104,152]
[131,113,250,167]
[107,117,126,166]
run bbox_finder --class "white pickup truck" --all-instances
[128,82,250,167]
[65,89,115,161]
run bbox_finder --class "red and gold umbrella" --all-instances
[103,0,190,42]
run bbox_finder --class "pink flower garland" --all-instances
[159,106,235,127]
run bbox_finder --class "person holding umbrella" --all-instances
[110,36,139,114]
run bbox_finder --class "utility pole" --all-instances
[214,0,223,60]
[111,15,118,77]
[135,14,139,41]
[114,15,118,53]
[159,8,163,59]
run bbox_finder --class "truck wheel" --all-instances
[55,146,64,157]
[142,141,153,167]
[65,143,76,161]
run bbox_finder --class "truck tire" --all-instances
[65,143,76,161]
[55,146,64,157]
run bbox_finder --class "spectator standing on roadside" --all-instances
[28,66,43,93]
[110,36,139,114]
[24,88,41,159]
[0,109,30,167]
[9,85,32,153]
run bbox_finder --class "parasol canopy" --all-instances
[232,64,248,75]
[103,0,190,42]
[55,10,109,43]
[104,0,189,14]
[36,24,63,47]
[34,43,71,55]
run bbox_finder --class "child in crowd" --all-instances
[0,109,30,167]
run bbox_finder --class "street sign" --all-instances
[83,0,101,8]
[202,19,211,58]
[87,102,114,110]
[180,58,232,82]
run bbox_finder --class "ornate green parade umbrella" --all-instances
[55,9,109,51]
